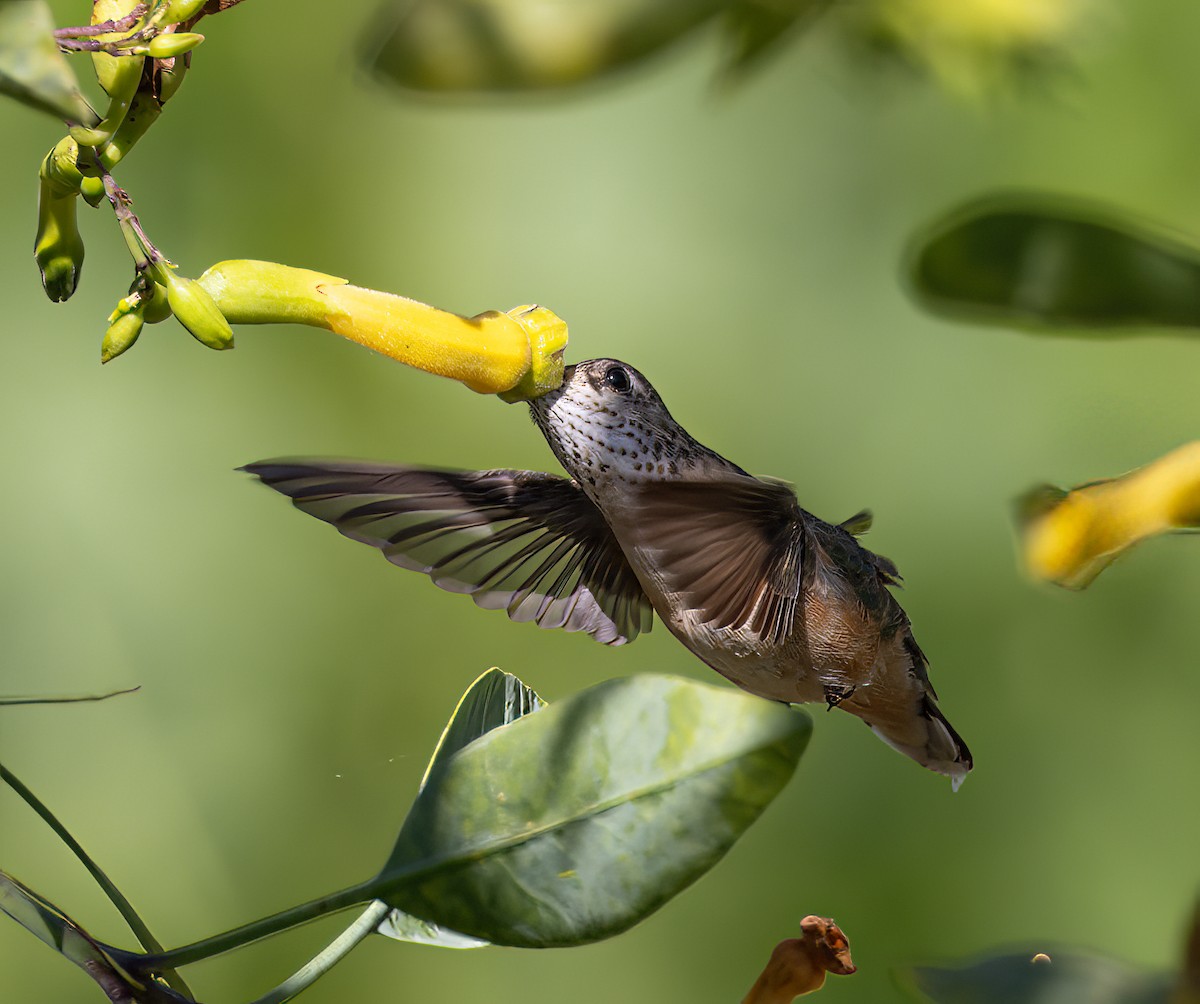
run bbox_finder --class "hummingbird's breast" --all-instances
[533,386,727,496]
[529,358,830,704]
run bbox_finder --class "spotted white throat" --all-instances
[242,359,973,787]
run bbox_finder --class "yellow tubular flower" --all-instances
[1019,442,1200,589]
[195,260,568,400]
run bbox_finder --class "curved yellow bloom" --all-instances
[1019,442,1200,589]
[195,259,567,400]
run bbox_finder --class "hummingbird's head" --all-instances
[530,358,720,491]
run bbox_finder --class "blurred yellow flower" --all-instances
[860,0,1093,97]
[1018,442,1200,589]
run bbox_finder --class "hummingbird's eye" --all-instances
[604,366,632,394]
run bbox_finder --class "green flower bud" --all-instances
[107,295,137,323]
[70,53,145,149]
[35,179,85,302]
[141,281,173,324]
[164,0,209,23]
[42,137,85,197]
[156,58,189,105]
[161,269,234,350]
[80,176,106,208]
[100,89,164,170]
[148,32,204,59]
[101,308,145,364]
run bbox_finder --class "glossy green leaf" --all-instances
[0,871,184,1003]
[367,0,724,93]
[907,194,1200,333]
[0,1,96,123]
[378,667,543,951]
[417,667,545,791]
[375,910,488,949]
[902,950,1174,1004]
[376,674,809,947]
[718,0,830,82]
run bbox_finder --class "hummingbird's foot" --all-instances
[824,685,856,711]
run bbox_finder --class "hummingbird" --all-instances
[242,359,972,787]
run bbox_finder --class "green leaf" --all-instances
[0,1,96,123]
[376,673,810,947]
[718,0,831,83]
[379,667,544,951]
[375,910,488,949]
[901,950,1174,1004]
[417,667,546,792]
[0,871,185,1003]
[906,193,1200,333]
[366,0,725,93]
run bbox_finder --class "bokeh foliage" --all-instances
[4,0,1200,1002]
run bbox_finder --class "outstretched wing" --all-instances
[241,459,653,645]
[628,475,804,646]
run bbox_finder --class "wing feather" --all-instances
[629,476,803,645]
[240,459,653,645]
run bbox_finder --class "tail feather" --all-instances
[864,695,973,790]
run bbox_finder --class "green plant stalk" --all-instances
[135,689,801,969]
[70,53,146,149]
[129,878,378,972]
[249,901,390,1004]
[101,172,157,270]
[0,685,139,705]
[0,763,193,998]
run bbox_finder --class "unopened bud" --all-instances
[148,32,204,59]
[164,0,209,23]
[161,269,234,350]
[42,137,85,197]
[142,281,173,324]
[80,176,106,208]
[101,309,145,363]
[35,179,85,302]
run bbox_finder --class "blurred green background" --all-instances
[3,1,1200,1001]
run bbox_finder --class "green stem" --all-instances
[133,879,377,972]
[101,172,160,271]
[0,762,193,999]
[0,686,139,706]
[249,901,390,1004]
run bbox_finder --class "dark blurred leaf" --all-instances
[718,0,830,82]
[377,667,543,950]
[0,871,186,1003]
[903,949,1173,1004]
[374,674,810,947]
[0,1,96,123]
[1178,899,1200,1004]
[367,0,724,93]
[907,194,1200,333]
